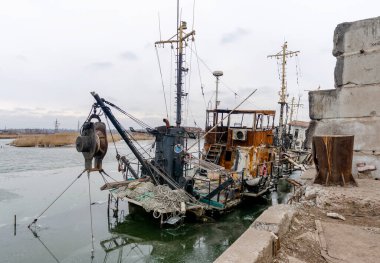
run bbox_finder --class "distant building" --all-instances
[288,120,309,149]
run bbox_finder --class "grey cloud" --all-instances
[120,51,138,61]
[221,28,249,44]
[15,55,28,62]
[86,62,113,70]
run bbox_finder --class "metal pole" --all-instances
[215,76,219,110]
[14,215,16,236]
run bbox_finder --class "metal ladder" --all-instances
[205,144,224,164]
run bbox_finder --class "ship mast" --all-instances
[155,21,195,127]
[267,42,300,146]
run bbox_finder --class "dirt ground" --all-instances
[273,177,380,263]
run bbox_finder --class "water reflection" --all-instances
[101,197,271,263]
[100,235,153,263]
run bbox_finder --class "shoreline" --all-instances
[4,132,153,147]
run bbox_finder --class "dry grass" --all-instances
[11,133,79,147]
[10,132,124,147]
[9,131,153,147]
[0,134,18,139]
[130,132,154,140]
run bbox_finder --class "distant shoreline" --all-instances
[4,132,153,147]
[0,134,18,139]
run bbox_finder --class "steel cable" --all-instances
[28,170,86,228]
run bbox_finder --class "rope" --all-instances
[87,172,95,259]
[155,46,169,119]
[28,170,86,228]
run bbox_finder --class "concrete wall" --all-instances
[307,16,380,177]
[333,16,380,56]
[333,16,380,87]
[309,85,380,120]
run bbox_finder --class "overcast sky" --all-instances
[0,0,379,130]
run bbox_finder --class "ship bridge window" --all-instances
[254,113,275,131]
[229,114,253,128]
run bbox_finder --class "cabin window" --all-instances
[225,151,232,161]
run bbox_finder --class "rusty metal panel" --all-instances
[312,135,357,186]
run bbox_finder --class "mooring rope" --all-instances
[28,170,86,228]
[87,172,95,259]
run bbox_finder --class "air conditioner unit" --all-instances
[232,129,247,141]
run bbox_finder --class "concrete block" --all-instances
[251,204,296,239]
[335,51,380,87]
[333,16,380,56]
[353,152,380,178]
[309,85,380,120]
[214,228,275,263]
[309,117,380,152]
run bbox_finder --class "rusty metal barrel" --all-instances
[312,135,357,186]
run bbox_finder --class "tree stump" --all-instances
[312,135,357,186]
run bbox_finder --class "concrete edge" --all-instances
[214,204,296,263]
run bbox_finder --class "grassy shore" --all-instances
[0,134,19,139]
[9,132,153,147]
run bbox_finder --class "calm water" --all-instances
[0,138,292,263]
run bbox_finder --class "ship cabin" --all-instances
[204,109,276,177]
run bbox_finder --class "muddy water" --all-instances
[0,139,292,262]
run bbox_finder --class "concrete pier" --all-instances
[215,204,296,263]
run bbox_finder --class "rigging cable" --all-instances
[170,45,174,123]
[193,42,207,108]
[158,12,162,41]
[102,100,155,158]
[103,100,152,130]
[104,114,119,156]
[190,44,239,96]
[28,170,86,228]
[184,0,196,125]
[185,36,194,126]
[100,169,120,183]
[155,46,169,119]
[87,172,95,259]
[190,44,264,110]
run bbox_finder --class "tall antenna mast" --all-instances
[295,94,303,120]
[155,22,195,127]
[288,96,296,133]
[268,41,300,146]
